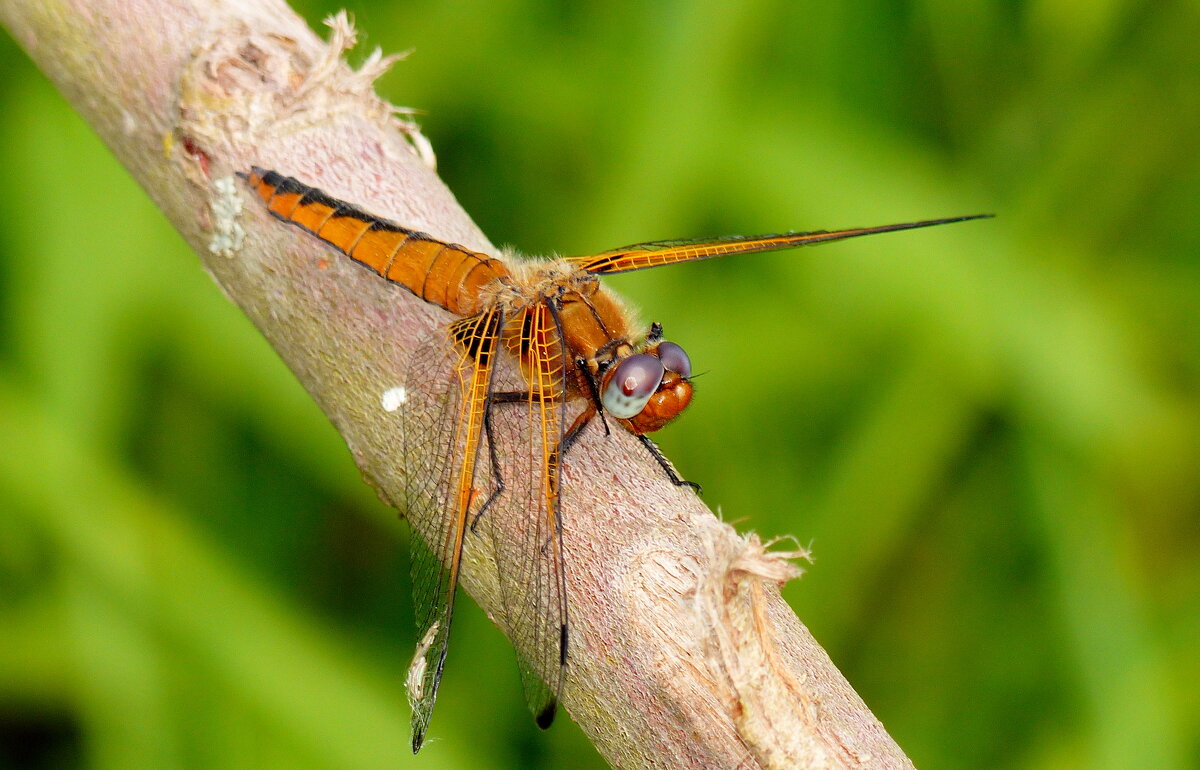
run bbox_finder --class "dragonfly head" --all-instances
[599,340,693,434]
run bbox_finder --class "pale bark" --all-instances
[0,1,915,767]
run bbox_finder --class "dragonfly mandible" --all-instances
[241,167,987,751]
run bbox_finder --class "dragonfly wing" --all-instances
[481,303,569,728]
[568,215,992,275]
[400,308,504,752]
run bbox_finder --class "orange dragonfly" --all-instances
[241,167,988,751]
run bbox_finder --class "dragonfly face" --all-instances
[240,166,989,751]
[595,338,693,433]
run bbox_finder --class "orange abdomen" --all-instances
[243,168,508,316]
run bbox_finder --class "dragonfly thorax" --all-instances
[483,258,600,314]
[496,260,695,434]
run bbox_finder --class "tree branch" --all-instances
[0,1,914,766]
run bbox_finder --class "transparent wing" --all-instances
[568,215,992,275]
[481,304,570,728]
[399,308,503,753]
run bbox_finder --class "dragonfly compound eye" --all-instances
[602,354,665,419]
[655,341,691,378]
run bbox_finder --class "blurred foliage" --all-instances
[2,0,1198,768]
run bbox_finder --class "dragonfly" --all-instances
[241,166,988,751]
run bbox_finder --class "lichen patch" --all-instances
[208,176,245,257]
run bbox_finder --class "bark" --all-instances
[0,1,915,767]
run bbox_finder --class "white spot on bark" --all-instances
[381,386,408,412]
[208,176,245,257]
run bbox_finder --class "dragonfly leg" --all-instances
[558,404,596,459]
[575,357,611,437]
[468,388,549,531]
[530,405,596,558]
[468,395,508,533]
[637,435,702,493]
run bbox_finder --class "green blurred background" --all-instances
[2,0,1198,767]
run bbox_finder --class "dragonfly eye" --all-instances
[602,353,665,419]
[655,341,691,378]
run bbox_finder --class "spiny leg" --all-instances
[575,357,611,437]
[468,390,541,532]
[558,404,596,460]
[536,405,595,559]
[469,396,508,533]
[468,389,596,531]
[637,434,702,493]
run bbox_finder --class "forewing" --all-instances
[568,215,991,274]
[399,308,503,752]
[482,304,569,728]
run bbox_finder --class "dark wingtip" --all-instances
[889,212,995,231]
[535,699,558,729]
[411,719,430,754]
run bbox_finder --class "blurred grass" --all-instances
[1,0,1198,768]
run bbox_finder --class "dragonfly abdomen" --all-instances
[242,168,509,316]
